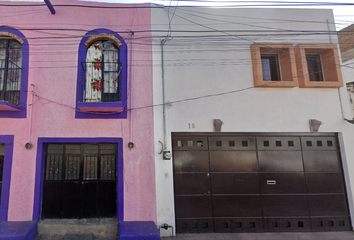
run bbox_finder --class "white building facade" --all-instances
[151,7,354,236]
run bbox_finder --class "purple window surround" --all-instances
[0,26,28,119]
[75,29,127,119]
[32,137,124,221]
[0,135,14,222]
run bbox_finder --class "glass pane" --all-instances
[306,55,324,82]
[7,40,22,91]
[261,55,280,81]
[100,155,116,180]
[0,40,6,91]
[83,156,97,180]
[85,40,119,102]
[103,50,119,94]
[85,42,102,102]
[46,155,63,181]
[65,155,80,180]
[0,40,6,60]
[261,58,272,81]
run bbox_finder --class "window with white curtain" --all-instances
[85,40,121,102]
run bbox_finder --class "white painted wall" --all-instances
[342,57,354,116]
[152,7,354,236]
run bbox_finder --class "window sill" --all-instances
[77,101,124,113]
[0,101,21,111]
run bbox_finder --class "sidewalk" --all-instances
[162,231,354,240]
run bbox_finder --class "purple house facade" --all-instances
[0,0,156,234]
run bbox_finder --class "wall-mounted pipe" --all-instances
[161,38,167,150]
[44,0,56,14]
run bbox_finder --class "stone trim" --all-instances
[84,34,122,48]
[0,32,23,44]
[295,44,343,88]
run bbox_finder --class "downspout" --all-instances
[161,38,167,150]
[44,0,56,14]
[130,31,134,145]
[328,19,354,123]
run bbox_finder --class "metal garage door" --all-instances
[172,133,351,233]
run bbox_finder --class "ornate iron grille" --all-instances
[45,154,63,181]
[45,143,117,181]
[65,155,80,180]
[0,39,22,106]
[80,61,122,102]
[100,155,116,180]
[80,42,122,103]
[43,143,118,219]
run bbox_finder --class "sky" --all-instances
[5,0,354,30]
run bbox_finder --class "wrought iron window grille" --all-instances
[0,39,22,106]
[80,61,122,103]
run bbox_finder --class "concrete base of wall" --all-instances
[37,219,117,239]
[0,221,37,240]
[118,221,161,240]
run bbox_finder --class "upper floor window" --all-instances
[0,27,28,118]
[306,54,324,82]
[83,40,121,103]
[295,44,343,88]
[261,55,280,81]
[250,43,298,88]
[0,39,22,106]
[76,29,127,119]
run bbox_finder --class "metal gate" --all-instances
[42,143,117,219]
[172,134,351,233]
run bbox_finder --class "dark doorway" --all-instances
[42,143,117,219]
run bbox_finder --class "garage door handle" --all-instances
[267,180,276,185]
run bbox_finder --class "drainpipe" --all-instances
[161,38,167,151]
[44,0,56,14]
[327,19,354,123]
[130,31,134,145]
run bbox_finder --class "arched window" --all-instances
[76,29,127,119]
[0,27,28,118]
[84,40,121,102]
[0,38,22,106]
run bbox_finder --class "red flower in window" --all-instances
[94,57,102,70]
[94,44,101,50]
[91,77,102,91]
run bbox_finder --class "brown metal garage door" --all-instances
[172,133,351,233]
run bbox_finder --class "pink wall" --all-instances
[0,0,155,222]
